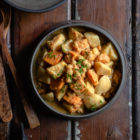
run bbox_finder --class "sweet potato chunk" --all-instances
[63,93,83,113]
[87,69,99,86]
[38,89,46,95]
[96,53,110,63]
[84,32,101,48]
[97,45,102,51]
[69,51,79,60]
[69,28,83,40]
[63,94,82,107]
[43,51,63,65]
[50,78,65,91]
[47,34,66,51]
[95,75,111,95]
[64,51,79,64]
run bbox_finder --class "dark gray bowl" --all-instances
[3,0,67,13]
[30,20,127,120]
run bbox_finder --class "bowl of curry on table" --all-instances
[30,21,126,119]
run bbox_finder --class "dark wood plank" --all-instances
[12,3,70,140]
[13,4,68,55]
[133,0,140,139]
[0,123,9,140]
[40,116,69,140]
[76,0,132,139]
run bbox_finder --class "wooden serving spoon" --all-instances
[0,6,40,128]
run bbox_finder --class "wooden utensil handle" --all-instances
[1,39,40,128]
[0,54,12,122]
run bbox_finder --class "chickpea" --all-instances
[83,60,92,69]
[81,68,87,78]
[66,77,72,83]
[87,51,94,61]
[72,60,76,65]
[73,71,81,80]
[67,64,73,75]
[78,55,84,60]
[90,61,94,66]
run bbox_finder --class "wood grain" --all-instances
[76,0,132,139]
[0,122,9,140]
[133,0,140,139]
[1,31,40,128]
[0,55,12,123]
[11,0,135,139]
[12,3,70,140]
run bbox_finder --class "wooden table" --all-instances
[2,0,140,139]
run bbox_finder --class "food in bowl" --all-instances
[35,27,121,115]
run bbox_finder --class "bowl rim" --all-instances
[3,0,67,13]
[30,20,127,120]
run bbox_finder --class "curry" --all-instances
[35,27,121,115]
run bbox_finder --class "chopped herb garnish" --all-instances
[57,70,63,77]
[62,47,65,53]
[75,68,83,74]
[66,73,72,80]
[75,63,87,75]
[91,104,96,111]
[57,73,61,77]
[47,52,53,56]
[61,86,65,93]
[81,64,87,68]
[69,83,72,86]
[76,59,85,65]
[100,100,103,104]
[47,52,55,58]
[73,73,77,77]
[85,51,89,56]
[52,75,57,79]
[74,83,82,90]
[78,68,83,74]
